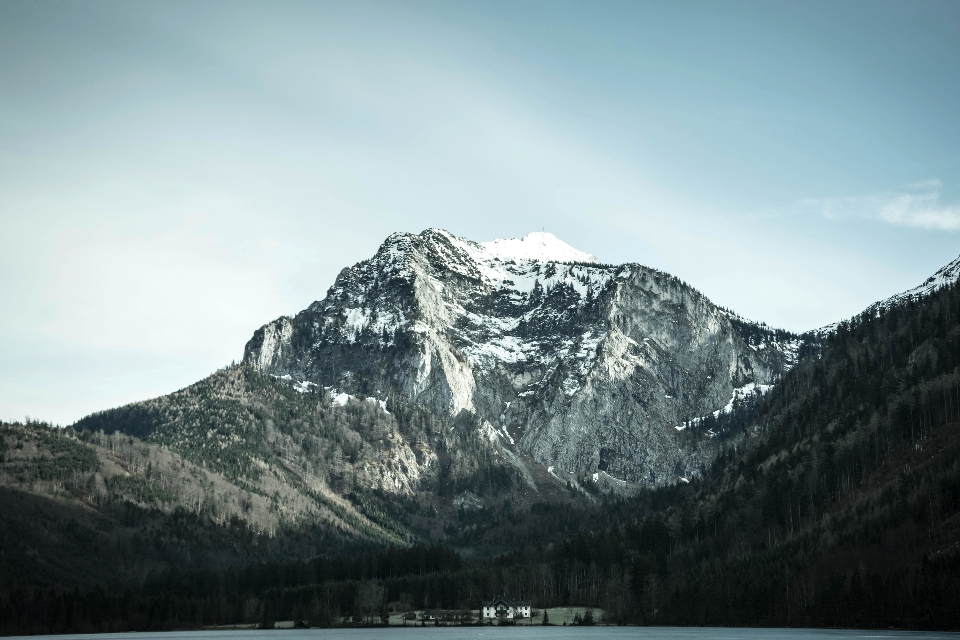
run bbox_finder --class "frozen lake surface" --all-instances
[10,628,960,640]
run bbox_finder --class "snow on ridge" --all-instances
[674,382,772,432]
[816,254,960,336]
[879,254,960,309]
[480,231,599,265]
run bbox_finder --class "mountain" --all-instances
[879,254,960,309]
[244,229,802,485]
[559,257,960,629]
[817,254,960,335]
[0,228,809,591]
[3,237,960,633]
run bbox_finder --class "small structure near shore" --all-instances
[481,595,531,621]
[419,610,473,624]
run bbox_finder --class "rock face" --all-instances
[244,229,800,484]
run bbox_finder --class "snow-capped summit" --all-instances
[478,231,600,265]
[244,228,799,485]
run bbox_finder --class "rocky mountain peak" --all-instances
[244,228,802,486]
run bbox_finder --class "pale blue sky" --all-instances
[2,1,959,424]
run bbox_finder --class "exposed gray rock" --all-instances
[245,229,801,485]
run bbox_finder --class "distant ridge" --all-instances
[817,253,960,335]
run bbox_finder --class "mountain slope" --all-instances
[71,365,590,548]
[521,259,960,628]
[880,253,960,309]
[72,366,444,544]
[244,229,801,484]
[0,417,371,594]
[817,253,960,337]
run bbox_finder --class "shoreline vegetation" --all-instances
[206,606,602,629]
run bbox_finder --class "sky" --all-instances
[2,0,959,425]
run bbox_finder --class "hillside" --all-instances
[0,415,367,593]
[72,365,588,546]
[520,267,960,628]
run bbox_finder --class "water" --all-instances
[9,629,960,640]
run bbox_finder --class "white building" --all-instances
[481,595,531,620]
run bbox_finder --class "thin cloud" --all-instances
[803,181,960,231]
[906,178,942,190]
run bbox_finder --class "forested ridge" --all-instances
[3,281,960,634]
[540,279,960,629]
